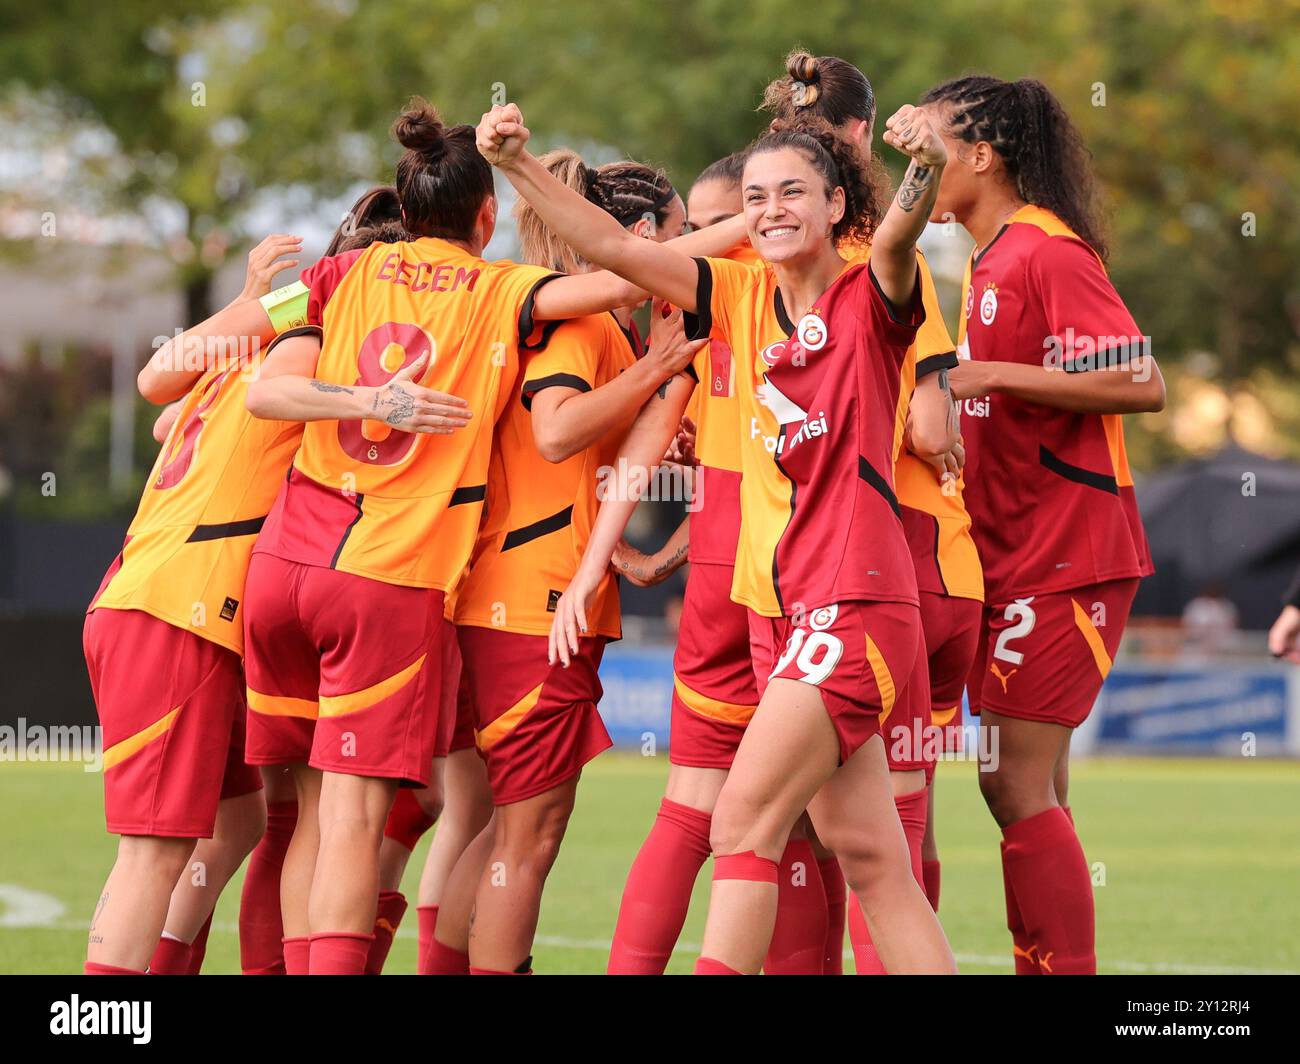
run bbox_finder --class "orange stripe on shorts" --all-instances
[102,706,181,771]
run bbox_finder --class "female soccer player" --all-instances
[426,148,704,975]
[239,101,739,975]
[608,154,839,976]
[764,51,983,973]
[82,232,307,975]
[479,99,957,973]
[918,75,1164,974]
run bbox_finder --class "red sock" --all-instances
[240,800,297,975]
[309,932,373,975]
[694,957,741,975]
[818,857,846,975]
[186,913,214,975]
[1002,807,1095,975]
[608,798,712,974]
[470,960,533,975]
[922,859,941,912]
[384,788,437,851]
[365,890,408,975]
[713,850,779,883]
[84,962,144,975]
[424,936,470,975]
[416,905,439,975]
[282,935,311,976]
[848,787,929,975]
[147,935,190,975]
[764,839,827,974]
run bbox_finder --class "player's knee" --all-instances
[708,786,778,858]
[499,795,572,874]
[119,835,194,884]
[415,782,444,824]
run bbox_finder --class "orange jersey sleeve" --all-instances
[454,312,640,637]
[256,239,560,590]
[91,348,305,654]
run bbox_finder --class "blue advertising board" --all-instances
[598,643,1300,758]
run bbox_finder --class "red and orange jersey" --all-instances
[842,242,983,603]
[90,347,304,656]
[252,238,560,590]
[688,242,760,565]
[686,255,923,617]
[958,204,1153,602]
[455,312,642,639]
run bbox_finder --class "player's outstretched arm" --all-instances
[246,342,472,435]
[138,234,302,404]
[548,372,695,666]
[477,104,704,315]
[874,105,947,308]
[530,303,706,462]
[947,353,1166,413]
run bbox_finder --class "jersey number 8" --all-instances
[338,322,436,466]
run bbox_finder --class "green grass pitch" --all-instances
[2,753,1297,974]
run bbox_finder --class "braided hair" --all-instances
[515,149,678,273]
[921,75,1108,260]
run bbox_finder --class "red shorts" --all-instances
[457,626,611,805]
[84,608,261,838]
[880,621,931,773]
[431,616,463,758]
[920,591,982,754]
[242,553,446,786]
[751,600,923,765]
[669,562,758,770]
[968,577,1138,728]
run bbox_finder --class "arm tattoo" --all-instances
[653,543,688,578]
[310,380,354,395]
[896,162,934,213]
[372,383,415,426]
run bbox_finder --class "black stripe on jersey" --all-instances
[518,273,565,353]
[186,516,267,543]
[770,426,796,615]
[329,492,366,568]
[265,324,323,355]
[916,351,959,379]
[520,373,592,411]
[1038,445,1118,495]
[449,484,487,506]
[1062,339,1148,374]
[501,505,574,552]
[772,288,796,336]
[858,455,902,517]
[682,258,714,341]
[930,513,949,595]
[972,224,1010,268]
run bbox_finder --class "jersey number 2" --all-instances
[992,598,1037,666]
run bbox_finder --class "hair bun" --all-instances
[786,52,822,108]
[392,98,447,159]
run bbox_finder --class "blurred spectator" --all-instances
[1267,567,1300,664]
[1181,582,1239,657]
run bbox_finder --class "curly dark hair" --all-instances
[921,75,1108,260]
[744,117,889,248]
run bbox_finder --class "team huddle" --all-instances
[80,50,1163,976]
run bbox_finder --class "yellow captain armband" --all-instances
[259,280,310,334]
